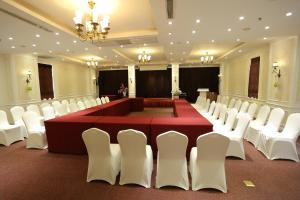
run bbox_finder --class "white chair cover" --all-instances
[40,102,50,109]
[212,105,227,126]
[207,103,221,122]
[10,106,28,138]
[213,108,238,133]
[247,103,258,119]
[96,97,102,105]
[69,98,76,104]
[61,100,70,113]
[156,131,189,190]
[42,106,56,120]
[202,101,216,118]
[117,129,153,188]
[90,99,97,107]
[256,113,300,162]
[228,98,236,109]
[105,96,110,103]
[199,99,210,113]
[84,100,92,108]
[82,128,121,184]
[0,110,23,146]
[189,132,230,192]
[77,101,86,110]
[101,97,106,104]
[236,101,249,118]
[69,103,79,112]
[22,111,47,149]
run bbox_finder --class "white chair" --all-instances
[247,108,285,147]
[96,97,102,105]
[52,100,60,108]
[228,98,236,109]
[256,113,300,162]
[56,104,69,116]
[216,95,221,103]
[212,105,227,126]
[198,99,210,113]
[27,104,44,124]
[117,129,153,188]
[90,99,97,107]
[69,98,76,104]
[213,108,238,133]
[233,99,242,111]
[61,100,70,113]
[156,131,189,190]
[0,110,23,146]
[10,106,28,138]
[82,128,121,184]
[69,103,79,112]
[202,101,216,118]
[22,111,47,149]
[101,97,106,104]
[222,96,229,106]
[244,105,270,140]
[84,100,92,108]
[40,102,50,109]
[206,103,221,122]
[189,132,230,192]
[220,114,251,159]
[236,101,249,118]
[42,106,56,120]
[246,102,258,120]
[105,96,110,103]
[77,101,86,110]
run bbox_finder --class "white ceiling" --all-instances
[0,0,300,67]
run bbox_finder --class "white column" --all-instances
[171,63,179,95]
[128,64,136,98]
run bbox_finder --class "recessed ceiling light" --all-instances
[115,55,118,58]
[182,52,186,55]
[168,21,172,25]
[56,41,60,45]
[49,50,52,53]
[227,28,232,32]
[186,41,190,44]
[238,49,242,53]
[11,46,15,49]
[265,26,270,30]
[55,32,60,36]
[85,48,88,51]
[33,52,37,55]
[236,38,240,42]
[170,41,174,45]
[8,37,13,40]
[211,39,215,43]
[120,45,124,48]
[170,52,173,55]
[263,37,268,40]
[98,47,102,50]
[168,32,172,36]
[192,30,196,34]
[286,12,292,16]
[73,40,77,43]
[66,49,70,52]
[35,34,40,38]
[143,43,147,46]
[32,44,36,47]
[196,19,200,23]
[239,16,245,21]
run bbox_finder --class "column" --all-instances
[171,63,179,97]
[128,64,136,98]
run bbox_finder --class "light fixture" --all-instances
[26,70,32,84]
[86,59,99,67]
[227,28,232,32]
[32,44,36,47]
[239,16,245,21]
[73,0,111,41]
[55,32,60,36]
[8,37,13,40]
[263,37,268,40]
[200,52,214,63]
[272,62,281,78]
[73,40,77,43]
[211,39,215,43]
[196,19,200,23]
[56,41,60,45]
[192,30,196,34]
[265,26,270,30]
[11,46,15,49]
[168,32,172,36]
[168,21,172,25]
[35,34,40,38]
[236,38,240,42]
[286,12,292,16]
[138,51,151,63]
[170,41,174,45]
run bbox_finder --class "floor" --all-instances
[127,107,174,117]
[1,139,300,200]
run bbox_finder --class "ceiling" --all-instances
[0,0,300,68]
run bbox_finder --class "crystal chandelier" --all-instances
[73,0,110,41]
[200,52,214,63]
[138,51,151,63]
[86,59,99,67]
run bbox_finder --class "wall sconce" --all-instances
[26,70,32,84]
[272,62,281,78]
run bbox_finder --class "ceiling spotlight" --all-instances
[239,16,245,21]
[32,44,36,47]
[168,32,172,36]
[35,34,40,38]
[85,47,88,51]
[170,52,173,55]
[73,40,77,43]
[11,46,15,49]
[236,38,240,42]
[98,47,102,50]
[33,52,37,55]
[8,37,13,40]
[143,43,147,46]
[49,50,52,53]
[55,32,60,36]
[120,45,124,48]
[66,49,70,52]
[196,19,200,23]
[170,41,174,45]
[263,37,268,40]
[286,12,292,16]
[56,41,60,45]
[115,55,118,58]
[227,28,232,32]
[211,39,215,43]
[192,30,196,34]
[168,21,172,25]
[186,41,190,44]
[265,26,270,30]
[238,49,242,53]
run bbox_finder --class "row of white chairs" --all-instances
[83,128,230,192]
[195,97,300,162]
[0,96,110,147]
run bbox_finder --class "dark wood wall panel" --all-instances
[98,70,128,96]
[248,57,260,98]
[38,63,54,100]
[136,69,171,98]
[179,67,219,102]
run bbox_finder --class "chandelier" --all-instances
[73,0,110,41]
[86,59,99,67]
[138,51,151,63]
[200,52,214,63]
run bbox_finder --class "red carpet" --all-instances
[1,139,300,200]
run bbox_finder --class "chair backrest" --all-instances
[96,97,102,105]
[52,101,60,107]
[281,113,300,140]
[82,128,112,157]
[202,99,210,112]
[196,132,230,161]
[222,96,229,106]
[212,103,221,119]
[216,95,221,103]
[27,104,41,116]
[247,103,257,119]
[69,103,79,112]
[239,101,249,113]
[22,111,42,132]
[218,105,228,124]
[0,110,10,127]
[61,100,69,105]
[42,106,55,120]
[105,96,110,103]
[255,105,271,125]
[84,100,91,108]
[233,114,251,138]
[265,108,285,131]
[69,98,76,104]
[57,104,68,116]
[77,101,86,110]
[207,101,216,115]
[10,106,25,122]
[117,129,147,158]
[233,100,242,111]
[40,102,50,109]
[156,131,188,159]
[228,98,236,109]
[224,108,238,130]
[101,97,106,104]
